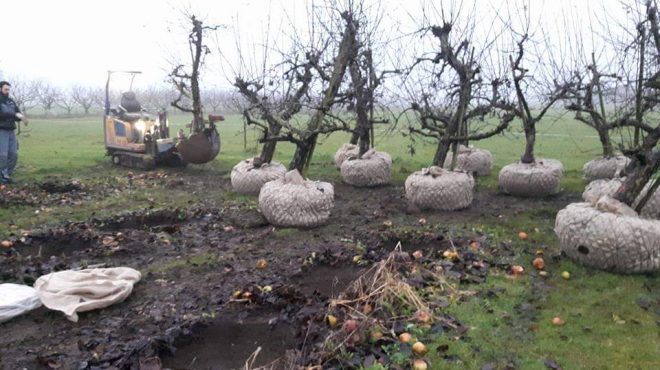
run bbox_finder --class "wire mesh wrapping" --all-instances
[334,143,360,168]
[444,145,493,176]
[404,166,475,210]
[258,170,334,227]
[582,156,630,182]
[555,196,660,273]
[498,159,564,197]
[231,158,287,195]
[583,178,660,219]
[340,149,392,187]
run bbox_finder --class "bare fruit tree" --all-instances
[570,0,660,211]
[57,87,78,116]
[234,3,361,173]
[37,82,61,116]
[71,85,96,115]
[169,15,219,133]
[9,77,41,113]
[504,33,572,165]
[342,2,397,157]
[566,56,621,158]
[403,19,514,168]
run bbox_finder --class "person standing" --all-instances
[0,81,25,184]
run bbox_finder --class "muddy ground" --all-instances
[0,174,578,370]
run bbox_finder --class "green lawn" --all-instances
[13,112,609,184]
[3,113,659,370]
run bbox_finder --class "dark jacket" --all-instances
[0,95,21,130]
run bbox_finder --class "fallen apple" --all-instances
[443,250,459,260]
[561,271,571,280]
[343,319,358,332]
[399,332,412,343]
[518,231,528,240]
[256,259,268,269]
[532,257,545,270]
[551,316,565,326]
[0,240,13,248]
[418,218,427,226]
[412,359,428,370]
[511,265,524,276]
[326,315,338,328]
[412,341,428,356]
[413,309,432,324]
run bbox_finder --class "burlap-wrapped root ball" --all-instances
[334,143,359,168]
[498,159,564,197]
[258,170,334,228]
[404,166,475,211]
[340,149,392,187]
[444,145,493,176]
[582,155,630,182]
[555,196,660,273]
[583,178,660,219]
[230,158,287,195]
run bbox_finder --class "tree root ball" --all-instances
[444,145,493,176]
[498,159,564,197]
[334,143,360,168]
[258,170,334,227]
[230,158,287,195]
[583,178,660,219]
[405,166,475,210]
[555,196,660,273]
[582,155,630,182]
[340,149,392,187]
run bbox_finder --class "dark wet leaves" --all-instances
[544,358,563,369]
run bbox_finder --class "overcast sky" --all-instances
[0,0,634,89]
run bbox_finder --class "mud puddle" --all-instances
[162,310,298,370]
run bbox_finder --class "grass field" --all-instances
[11,112,614,182]
[2,113,659,369]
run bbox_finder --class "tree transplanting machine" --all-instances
[103,70,223,169]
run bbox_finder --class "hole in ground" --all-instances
[17,233,94,258]
[292,264,365,298]
[94,209,187,231]
[162,309,298,370]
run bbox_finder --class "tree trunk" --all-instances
[597,128,614,157]
[349,131,359,145]
[259,124,281,164]
[635,26,646,148]
[348,57,371,157]
[298,12,356,172]
[304,134,318,169]
[520,120,536,164]
[613,128,660,206]
[190,17,205,132]
[614,152,660,207]
[433,138,452,167]
[290,138,315,173]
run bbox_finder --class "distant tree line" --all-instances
[2,76,240,117]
